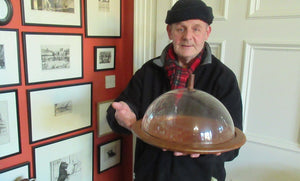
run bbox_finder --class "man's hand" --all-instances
[112,101,137,131]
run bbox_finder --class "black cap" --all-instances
[165,0,214,25]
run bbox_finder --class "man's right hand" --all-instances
[112,101,137,131]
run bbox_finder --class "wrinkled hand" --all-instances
[112,101,137,131]
[163,149,221,158]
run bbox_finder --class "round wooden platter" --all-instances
[131,121,246,154]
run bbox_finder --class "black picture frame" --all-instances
[0,162,30,180]
[85,0,121,38]
[0,89,21,159]
[98,138,122,173]
[27,82,92,143]
[21,0,82,27]
[94,46,116,71]
[23,32,83,85]
[0,0,13,26]
[33,131,94,180]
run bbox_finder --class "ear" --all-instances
[167,25,173,40]
[205,25,212,40]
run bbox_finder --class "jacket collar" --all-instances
[153,42,212,67]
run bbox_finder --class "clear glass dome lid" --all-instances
[142,88,235,145]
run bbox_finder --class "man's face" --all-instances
[167,19,211,66]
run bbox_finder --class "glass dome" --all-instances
[142,88,235,145]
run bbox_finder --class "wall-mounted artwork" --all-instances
[0,29,21,87]
[94,46,116,71]
[21,0,82,27]
[0,0,13,26]
[85,0,121,37]
[0,90,20,159]
[27,83,92,143]
[97,100,113,137]
[98,138,121,173]
[0,162,30,181]
[23,32,83,84]
[33,132,93,181]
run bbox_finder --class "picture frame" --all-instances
[97,100,113,137]
[23,32,83,85]
[21,0,82,27]
[0,162,30,181]
[94,46,116,71]
[0,29,21,87]
[0,90,21,159]
[85,0,121,37]
[0,0,13,26]
[27,83,92,143]
[33,132,93,181]
[98,138,122,173]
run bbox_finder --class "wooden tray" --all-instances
[132,121,246,154]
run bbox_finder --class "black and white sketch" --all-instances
[94,46,115,71]
[0,101,9,145]
[30,0,75,13]
[41,45,70,70]
[98,138,121,173]
[50,153,82,181]
[54,100,72,116]
[98,0,110,12]
[0,44,5,69]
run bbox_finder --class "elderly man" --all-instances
[107,0,243,180]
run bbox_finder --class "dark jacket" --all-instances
[107,43,243,181]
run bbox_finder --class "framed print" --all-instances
[85,0,121,37]
[0,29,21,87]
[23,32,83,85]
[94,46,116,71]
[21,0,82,27]
[0,90,21,159]
[27,83,92,143]
[0,0,13,25]
[97,100,113,137]
[0,162,30,181]
[33,132,93,181]
[98,138,121,173]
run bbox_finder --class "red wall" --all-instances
[0,0,133,180]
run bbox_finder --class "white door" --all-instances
[134,0,300,180]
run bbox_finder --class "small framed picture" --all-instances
[94,46,116,71]
[97,100,113,137]
[98,138,122,173]
[27,83,92,143]
[21,0,82,27]
[0,162,30,181]
[0,29,21,87]
[23,32,83,85]
[0,90,21,159]
[33,132,93,181]
[85,0,121,37]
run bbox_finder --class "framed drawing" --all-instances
[33,132,93,181]
[0,162,30,181]
[98,138,122,173]
[0,0,13,25]
[21,0,82,27]
[0,90,21,159]
[94,46,116,71]
[23,32,83,85]
[85,0,121,37]
[0,29,21,87]
[27,83,92,143]
[97,100,113,137]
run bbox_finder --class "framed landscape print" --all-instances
[94,46,116,71]
[98,138,121,173]
[97,100,113,137]
[85,0,121,37]
[33,132,93,181]
[23,32,83,84]
[21,0,82,27]
[27,83,92,143]
[0,90,21,159]
[0,162,30,181]
[0,29,21,87]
